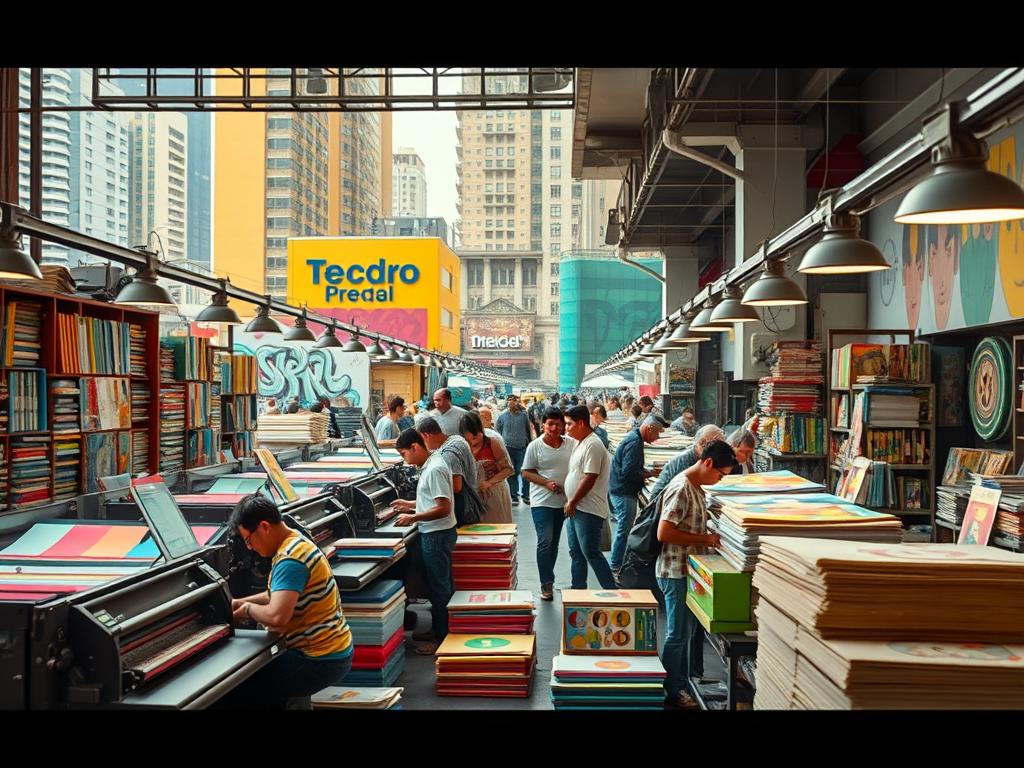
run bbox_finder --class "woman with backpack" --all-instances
[459,411,514,524]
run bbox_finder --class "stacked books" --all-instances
[0,265,75,294]
[159,342,175,383]
[210,383,222,432]
[3,301,42,367]
[704,470,825,501]
[0,443,7,507]
[163,335,210,380]
[231,354,258,393]
[0,376,8,433]
[333,538,406,561]
[707,492,903,572]
[81,377,131,431]
[435,633,536,697]
[55,314,131,374]
[159,383,185,473]
[864,428,929,464]
[311,686,403,710]
[9,370,46,432]
[132,430,149,475]
[51,379,81,434]
[9,435,52,508]
[340,580,407,688]
[453,525,518,590]
[940,447,1012,486]
[255,413,329,447]
[770,340,823,378]
[447,590,536,634]
[550,654,667,710]
[129,324,148,377]
[561,590,660,654]
[130,381,150,425]
[53,437,80,500]
[753,537,1024,709]
[186,428,219,469]
[757,378,823,415]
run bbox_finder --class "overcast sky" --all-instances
[392,110,459,230]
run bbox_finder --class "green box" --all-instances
[686,593,756,635]
[686,554,752,623]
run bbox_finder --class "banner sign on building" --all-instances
[464,316,535,353]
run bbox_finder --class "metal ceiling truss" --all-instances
[586,67,1024,380]
[90,68,574,112]
[0,204,516,385]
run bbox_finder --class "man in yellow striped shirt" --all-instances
[227,495,353,708]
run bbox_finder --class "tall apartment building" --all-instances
[129,112,188,261]
[392,147,427,217]
[456,72,612,384]
[214,68,389,305]
[18,68,72,266]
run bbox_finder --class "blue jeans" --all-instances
[658,576,694,699]
[506,446,528,501]
[530,506,565,586]
[608,493,638,572]
[566,510,616,589]
[222,648,352,709]
[420,526,457,640]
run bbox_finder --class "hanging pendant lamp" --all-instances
[315,322,344,348]
[284,307,317,341]
[710,283,760,323]
[0,229,43,280]
[799,212,890,274]
[364,337,386,359]
[196,278,242,324]
[245,295,283,334]
[116,249,176,306]
[690,298,733,332]
[741,259,807,306]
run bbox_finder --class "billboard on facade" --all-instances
[464,315,535,353]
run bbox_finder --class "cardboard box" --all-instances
[687,554,752,623]
[560,589,659,655]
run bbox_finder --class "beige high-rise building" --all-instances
[455,72,617,385]
[393,147,427,217]
[130,111,188,260]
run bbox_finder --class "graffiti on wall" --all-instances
[233,331,369,408]
[868,122,1024,335]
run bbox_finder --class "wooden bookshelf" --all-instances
[0,285,160,513]
[1013,335,1024,473]
[826,328,935,534]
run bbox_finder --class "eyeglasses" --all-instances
[242,529,256,549]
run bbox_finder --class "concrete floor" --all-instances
[398,500,723,710]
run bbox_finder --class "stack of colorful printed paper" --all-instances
[333,538,406,561]
[447,590,536,634]
[706,492,904,572]
[560,590,659,655]
[435,633,536,697]
[311,686,403,710]
[340,579,407,687]
[753,537,1024,709]
[549,654,666,710]
[453,524,518,589]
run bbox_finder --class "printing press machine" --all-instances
[13,554,280,709]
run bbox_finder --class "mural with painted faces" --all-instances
[927,224,960,331]
[901,224,925,330]
[959,222,996,326]
[992,135,1024,316]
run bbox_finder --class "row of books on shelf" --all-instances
[223,396,257,432]
[187,382,211,428]
[214,352,258,394]
[830,342,930,388]
[941,447,1014,487]
[8,370,46,432]
[3,301,42,368]
[56,312,133,375]
[164,336,211,381]
[757,378,823,415]
[837,457,930,511]
[187,428,220,469]
[768,340,823,378]
[130,323,148,378]
[159,383,185,473]
[860,387,931,424]
[757,413,825,455]
[863,428,930,464]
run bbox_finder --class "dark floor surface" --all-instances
[398,500,725,709]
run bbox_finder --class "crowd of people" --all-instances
[229,385,760,709]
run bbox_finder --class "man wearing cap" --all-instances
[608,413,669,577]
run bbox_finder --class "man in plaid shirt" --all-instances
[655,439,736,709]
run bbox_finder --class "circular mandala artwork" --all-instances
[464,637,511,650]
[969,337,1012,441]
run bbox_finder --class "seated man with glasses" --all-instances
[226,494,353,708]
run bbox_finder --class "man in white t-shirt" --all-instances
[392,428,456,655]
[521,406,575,600]
[562,404,616,590]
[431,388,468,436]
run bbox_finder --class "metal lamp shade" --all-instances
[364,339,386,358]
[895,156,1024,225]
[742,260,807,306]
[0,234,43,280]
[689,305,732,332]
[652,327,677,352]
[116,274,176,306]
[412,351,427,365]
[638,341,661,358]
[379,345,400,362]
[283,314,317,342]
[245,307,283,334]
[665,322,710,344]
[799,213,890,274]
[316,325,344,349]
[397,347,415,363]
[710,286,760,323]
[196,291,242,324]
[341,331,366,352]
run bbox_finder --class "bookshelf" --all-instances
[213,346,258,460]
[827,329,935,533]
[1013,335,1024,473]
[0,285,160,512]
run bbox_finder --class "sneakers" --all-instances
[412,630,437,642]
[664,691,700,710]
[540,583,554,601]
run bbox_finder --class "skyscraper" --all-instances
[129,112,188,261]
[393,147,427,217]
